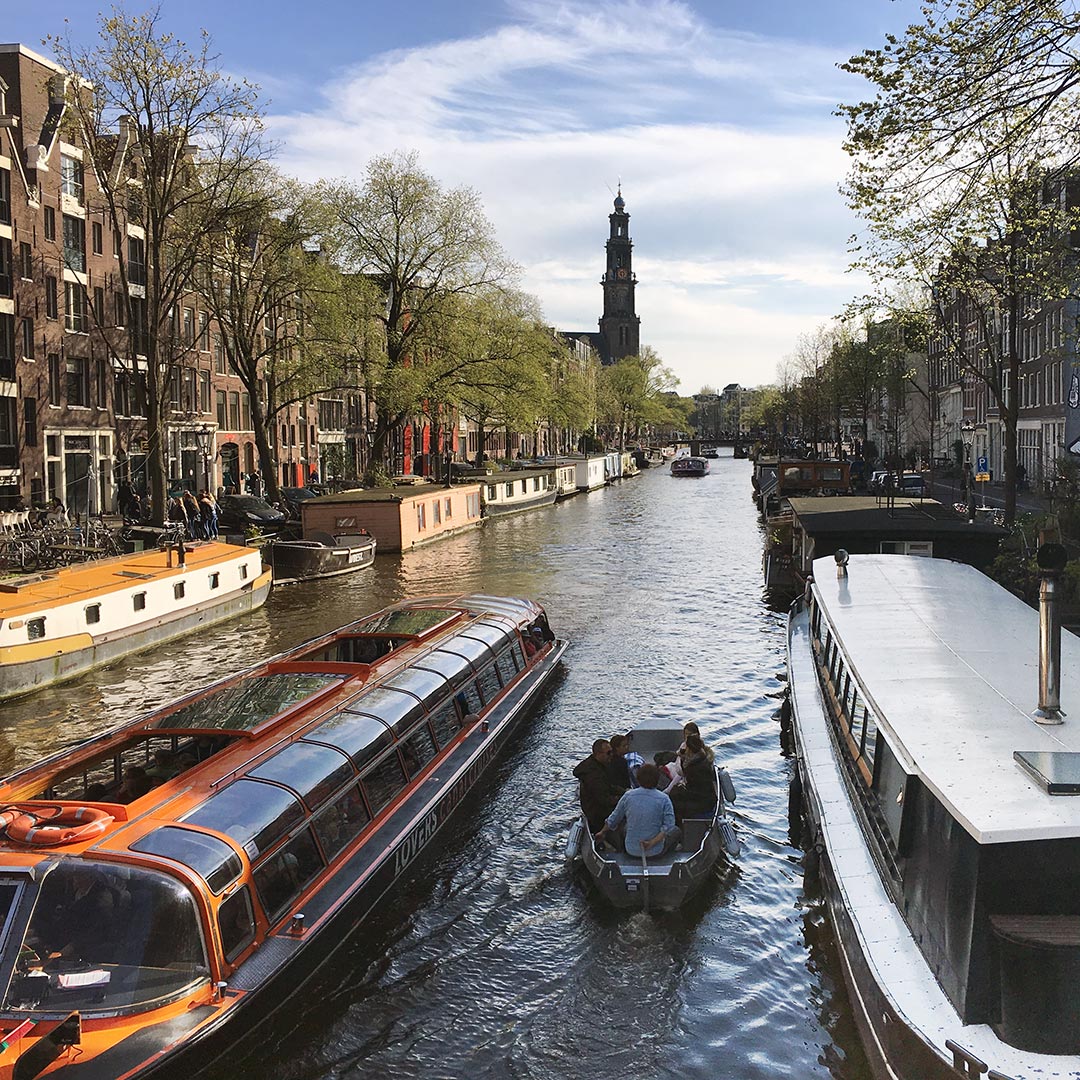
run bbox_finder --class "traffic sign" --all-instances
[977,455,988,473]
[975,472,991,483]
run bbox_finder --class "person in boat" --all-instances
[606,734,633,791]
[116,765,153,803]
[594,764,681,857]
[668,734,717,821]
[573,739,622,833]
[37,864,121,964]
[145,749,181,783]
[663,722,702,791]
[654,750,678,787]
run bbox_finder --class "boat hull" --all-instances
[0,570,272,702]
[482,490,557,516]
[266,537,376,584]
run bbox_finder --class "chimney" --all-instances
[1034,540,1069,724]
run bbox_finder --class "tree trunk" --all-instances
[146,377,167,527]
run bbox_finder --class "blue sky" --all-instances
[6,1,925,391]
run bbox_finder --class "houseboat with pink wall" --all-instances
[300,485,483,553]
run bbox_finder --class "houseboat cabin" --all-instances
[575,457,607,492]
[0,594,565,1079]
[480,469,557,517]
[788,555,1080,1079]
[301,485,483,552]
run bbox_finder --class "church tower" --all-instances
[597,186,640,365]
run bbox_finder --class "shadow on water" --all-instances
[6,457,876,1079]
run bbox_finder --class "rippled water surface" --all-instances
[1,455,871,1079]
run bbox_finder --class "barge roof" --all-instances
[812,554,1080,844]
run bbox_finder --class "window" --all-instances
[45,276,58,320]
[85,604,101,625]
[209,572,219,589]
[48,354,61,405]
[239,563,248,580]
[214,337,225,374]
[21,317,33,360]
[199,311,209,350]
[253,828,322,924]
[416,502,426,530]
[27,618,45,641]
[476,663,503,705]
[240,393,251,431]
[183,307,194,346]
[133,592,146,611]
[216,390,226,428]
[228,392,240,430]
[93,286,105,325]
[128,236,146,286]
[444,497,452,520]
[401,725,437,777]
[361,752,407,816]
[218,886,256,961]
[114,291,126,327]
[0,168,8,225]
[113,229,122,257]
[60,154,84,202]
[432,499,441,525]
[43,205,55,242]
[19,242,32,281]
[23,398,36,447]
[312,785,370,861]
[62,214,86,273]
[174,582,186,600]
[65,282,89,333]
[200,370,211,415]
[66,355,90,407]
[91,220,103,255]
[466,492,480,518]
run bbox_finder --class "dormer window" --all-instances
[60,155,84,203]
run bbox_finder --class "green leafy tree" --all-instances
[51,9,265,523]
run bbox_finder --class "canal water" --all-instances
[0,454,871,1079]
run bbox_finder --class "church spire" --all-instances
[597,186,640,364]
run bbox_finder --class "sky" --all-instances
[5,0,927,393]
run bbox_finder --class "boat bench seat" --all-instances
[680,817,712,852]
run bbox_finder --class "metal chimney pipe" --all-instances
[1035,542,1068,724]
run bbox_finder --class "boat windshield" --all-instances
[150,673,342,732]
[5,860,208,1013]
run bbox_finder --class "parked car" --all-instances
[898,473,926,496]
[868,470,891,493]
[280,486,319,520]
[216,494,286,533]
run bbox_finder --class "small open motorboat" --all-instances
[265,531,376,584]
[566,718,739,911]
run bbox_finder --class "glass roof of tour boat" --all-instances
[149,673,343,732]
[353,608,461,636]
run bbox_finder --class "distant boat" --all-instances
[702,446,720,458]
[265,531,376,584]
[671,456,709,477]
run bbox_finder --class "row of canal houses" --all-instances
[299,450,640,554]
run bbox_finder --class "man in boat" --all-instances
[573,739,623,833]
[594,764,681,857]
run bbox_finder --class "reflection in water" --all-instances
[1,459,871,1079]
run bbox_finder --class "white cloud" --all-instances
[267,0,865,391]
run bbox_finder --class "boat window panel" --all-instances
[412,649,474,692]
[130,826,242,894]
[429,700,461,748]
[401,725,437,778]
[476,663,503,706]
[150,673,341,732]
[7,861,208,1012]
[247,742,354,811]
[218,885,255,962]
[861,708,879,769]
[849,696,866,750]
[182,779,305,859]
[348,686,425,736]
[361,752,407,816]
[379,668,448,711]
[312,784,370,860]
[495,649,517,686]
[359,608,460,637]
[440,635,492,666]
[460,595,535,620]
[458,623,511,650]
[252,827,323,925]
[304,710,393,770]
[453,683,482,719]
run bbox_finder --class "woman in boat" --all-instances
[663,722,702,791]
[669,734,716,821]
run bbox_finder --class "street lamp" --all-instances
[196,425,213,493]
[961,421,975,523]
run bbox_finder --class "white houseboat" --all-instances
[786,552,1080,1080]
[0,542,271,702]
[481,469,557,517]
[575,456,607,493]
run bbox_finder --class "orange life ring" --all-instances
[4,805,114,847]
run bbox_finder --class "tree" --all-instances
[52,9,265,523]
[319,152,516,471]
[597,348,679,449]
[199,170,370,502]
[839,1,1080,521]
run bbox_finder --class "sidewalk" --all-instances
[926,474,1047,516]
